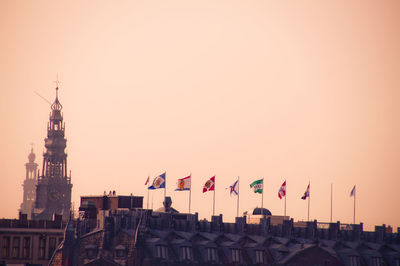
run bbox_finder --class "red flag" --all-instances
[278,181,286,199]
[144,176,150,186]
[203,176,215,193]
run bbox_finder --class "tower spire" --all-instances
[33,82,72,221]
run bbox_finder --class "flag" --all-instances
[148,173,166,190]
[203,176,215,193]
[278,181,286,199]
[228,179,239,196]
[144,176,150,186]
[175,175,191,191]
[350,185,356,197]
[250,179,263,194]
[301,183,310,200]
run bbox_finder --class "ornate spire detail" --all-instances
[51,86,63,111]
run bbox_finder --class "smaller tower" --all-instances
[19,147,38,219]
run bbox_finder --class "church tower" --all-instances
[19,147,38,219]
[33,86,72,220]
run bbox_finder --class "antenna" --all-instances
[34,91,52,105]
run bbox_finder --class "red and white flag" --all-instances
[203,176,215,193]
[278,181,286,199]
[144,176,150,186]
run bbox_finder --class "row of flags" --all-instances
[143,173,356,200]
[144,173,357,223]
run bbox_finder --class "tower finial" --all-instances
[53,74,61,98]
[51,77,63,111]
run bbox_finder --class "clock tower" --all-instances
[32,86,72,220]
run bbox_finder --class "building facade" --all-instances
[49,195,400,266]
[0,213,66,265]
[19,147,39,219]
[33,86,72,221]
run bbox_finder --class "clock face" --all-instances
[49,189,61,201]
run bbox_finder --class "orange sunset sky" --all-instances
[0,1,399,231]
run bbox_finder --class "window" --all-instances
[231,249,241,263]
[1,236,10,258]
[39,236,46,259]
[12,237,20,258]
[115,245,126,259]
[85,245,97,260]
[156,245,168,259]
[23,237,30,258]
[86,249,96,259]
[255,250,264,264]
[180,246,192,261]
[206,247,217,262]
[349,256,360,266]
[372,257,383,266]
[48,237,56,258]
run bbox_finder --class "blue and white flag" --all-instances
[350,185,356,197]
[148,172,166,190]
[229,180,239,196]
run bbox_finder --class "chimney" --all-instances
[329,221,340,240]
[306,220,317,239]
[211,214,223,232]
[375,224,386,243]
[283,219,293,238]
[235,216,247,233]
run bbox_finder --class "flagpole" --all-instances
[284,181,287,218]
[237,176,240,218]
[307,182,310,221]
[189,173,192,214]
[330,183,332,223]
[164,172,167,207]
[284,193,287,218]
[147,189,149,209]
[353,186,356,224]
[261,178,264,211]
[213,175,216,216]
[147,174,150,209]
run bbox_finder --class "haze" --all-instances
[0,1,399,231]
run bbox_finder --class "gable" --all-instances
[286,245,343,266]
[239,235,258,247]
[191,233,209,243]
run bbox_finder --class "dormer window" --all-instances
[180,246,192,261]
[206,247,217,262]
[156,245,168,259]
[231,248,241,263]
[255,250,264,264]
[372,257,383,266]
[115,245,127,259]
[349,255,360,266]
[85,244,98,260]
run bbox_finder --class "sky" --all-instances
[0,0,399,231]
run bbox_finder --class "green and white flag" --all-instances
[250,179,263,194]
